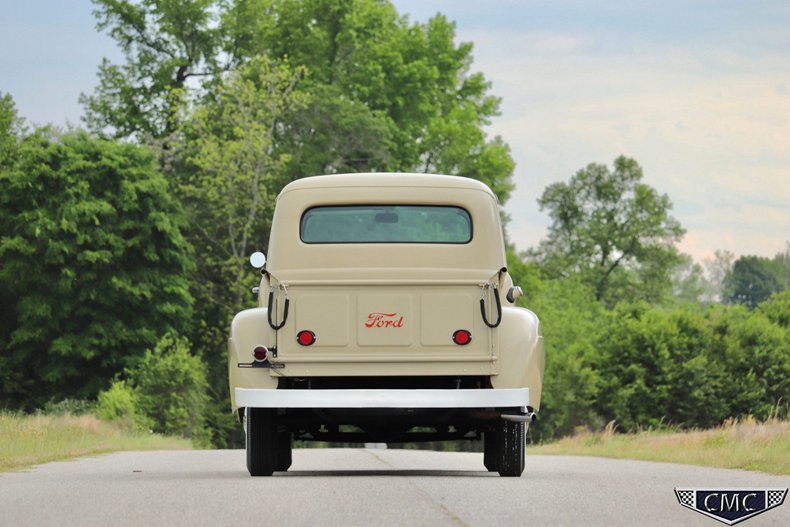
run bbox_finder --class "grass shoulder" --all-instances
[0,412,193,473]
[531,417,789,475]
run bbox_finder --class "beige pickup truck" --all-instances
[228,173,544,477]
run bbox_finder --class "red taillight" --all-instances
[297,330,316,346]
[252,345,268,361]
[452,330,472,345]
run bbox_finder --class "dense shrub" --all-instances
[96,334,210,445]
[521,278,606,440]
[524,285,789,440]
[0,129,194,409]
[96,379,154,431]
[593,304,728,430]
[130,334,211,445]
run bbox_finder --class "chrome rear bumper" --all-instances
[235,387,529,409]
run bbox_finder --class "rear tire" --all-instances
[483,429,499,472]
[246,408,277,477]
[275,429,292,472]
[497,419,525,477]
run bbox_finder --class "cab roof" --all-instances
[278,173,498,201]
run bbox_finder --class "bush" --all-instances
[129,334,211,446]
[96,379,152,431]
[593,303,729,431]
[94,334,211,445]
[713,307,790,421]
[523,278,606,440]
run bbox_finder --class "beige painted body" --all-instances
[228,173,544,413]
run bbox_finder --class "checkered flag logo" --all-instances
[675,488,787,525]
[768,489,786,508]
[676,489,694,507]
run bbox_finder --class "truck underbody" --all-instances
[240,375,535,477]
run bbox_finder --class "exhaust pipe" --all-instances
[501,410,537,423]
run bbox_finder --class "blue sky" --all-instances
[1,1,788,262]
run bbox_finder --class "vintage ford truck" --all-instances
[228,173,544,476]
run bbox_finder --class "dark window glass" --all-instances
[300,205,472,244]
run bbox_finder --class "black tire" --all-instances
[274,429,292,472]
[497,419,525,477]
[246,408,277,477]
[483,429,499,472]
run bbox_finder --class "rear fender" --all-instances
[491,306,545,410]
[228,307,279,412]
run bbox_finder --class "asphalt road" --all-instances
[1,449,788,527]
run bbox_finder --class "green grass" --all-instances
[4,412,787,475]
[531,417,790,475]
[0,412,193,472]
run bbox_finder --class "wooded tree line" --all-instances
[1,1,788,446]
[508,158,789,439]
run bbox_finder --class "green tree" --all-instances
[84,0,514,201]
[724,254,784,309]
[81,0,225,139]
[0,129,194,408]
[227,0,514,198]
[180,56,308,311]
[533,156,685,305]
[0,92,24,167]
[0,94,25,378]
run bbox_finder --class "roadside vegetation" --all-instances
[532,416,790,475]
[1,0,788,452]
[0,411,192,473]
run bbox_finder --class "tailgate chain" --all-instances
[267,283,290,330]
[480,282,502,328]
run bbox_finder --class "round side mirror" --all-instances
[249,252,266,269]
[506,286,524,303]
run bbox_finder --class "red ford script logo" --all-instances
[365,312,405,328]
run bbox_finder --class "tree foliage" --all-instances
[81,0,226,139]
[523,293,789,439]
[96,333,211,444]
[0,129,194,408]
[225,0,514,197]
[532,156,685,305]
[0,92,24,167]
[520,277,606,440]
[127,333,210,444]
[593,303,728,430]
[83,0,514,201]
[180,56,308,311]
[4,3,786,448]
[724,247,790,309]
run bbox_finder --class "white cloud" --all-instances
[459,25,790,261]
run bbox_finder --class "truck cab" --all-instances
[228,173,544,476]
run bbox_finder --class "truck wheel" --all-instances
[246,408,277,476]
[275,429,292,472]
[483,429,499,472]
[497,419,525,477]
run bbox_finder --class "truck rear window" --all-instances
[300,205,472,244]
